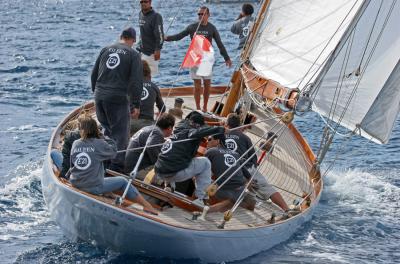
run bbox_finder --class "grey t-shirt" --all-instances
[139,80,165,120]
[70,138,117,190]
[125,125,165,173]
[168,22,230,61]
[231,16,254,49]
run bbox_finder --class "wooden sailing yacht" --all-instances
[41,0,400,262]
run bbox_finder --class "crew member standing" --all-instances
[231,3,254,50]
[164,6,232,112]
[91,27,143,172]
[138,0,164,76]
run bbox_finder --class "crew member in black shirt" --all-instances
[154,111,225,203]
[138,0,164,76]
[130,60,165,135]
[225,113,290,211]
[164,6,232,112]
[91,27,143,172]
[205,133,256,213]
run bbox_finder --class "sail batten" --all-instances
[312,0,400,144]
[249,0,363,88]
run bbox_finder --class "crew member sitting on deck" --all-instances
[69,114,158,215]
[125,113,175,179]
[130,60,166,136]
[154,111,226,206]
[205,133,256,213]
[224,113,290,212]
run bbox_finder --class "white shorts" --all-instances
[190,66,212,80]
[141,53,159,77]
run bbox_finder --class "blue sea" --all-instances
[0,0,399,263]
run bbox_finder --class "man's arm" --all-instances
[188,126,225,139]
[128,52,144,113]
[165,25,191,41]
[153,13,164,60]
[154,85,166,113]
[91,48,105,92]
[213,27,231,62]
[230,19,242,35]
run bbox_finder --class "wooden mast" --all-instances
[220,0,277,116]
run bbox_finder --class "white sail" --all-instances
[312,0,400,144]
[249,0,363,88]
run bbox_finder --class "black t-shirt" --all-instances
[225,130,257,168]
[138,9,164,56]
[205,146,248,189]
[139,80,165,120]
[91,42,143,109]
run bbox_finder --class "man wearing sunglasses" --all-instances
[164,6,232,113]
[138,0,164,76]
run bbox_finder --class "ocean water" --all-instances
[0,0,399,263]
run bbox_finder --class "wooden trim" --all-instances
[159,85,228,97]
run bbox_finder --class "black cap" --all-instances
[188,111,205,126]
[121,27,136,40]
[175,98,184,104]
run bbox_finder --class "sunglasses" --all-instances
[140,0,149,3]
[198,13,205,16]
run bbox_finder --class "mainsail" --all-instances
[248,0,363,88]
[311,0,400,144]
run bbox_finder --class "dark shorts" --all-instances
[216,186,256,206]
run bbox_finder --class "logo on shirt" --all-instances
[106,53,120,69]
[224,153,236,167]
[161,138,173,154]
[225,138,238,152]
[74,152,91,170]
[141,87,149,101]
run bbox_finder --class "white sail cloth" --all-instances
[249,0,363,88]
[312,0,400,144]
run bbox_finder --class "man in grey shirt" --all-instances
[125,113,175,178]
[164,6,232,112]
[91,27,143,172]
[231,3,255,50]
[138,0,164,76]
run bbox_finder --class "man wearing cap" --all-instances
[138,0,164,76]
[91,27,143,172]
[154,111,226,204]
[164,6,232,112]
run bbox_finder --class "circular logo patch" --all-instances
[225,138,238,152]
[161,139,173,154]
[106,53,120,69]
[74,152,91,170]
[141,87,149,101]
[224,153,236,167]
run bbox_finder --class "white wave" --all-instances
[2,124,48,133]
[324,168,400,221]
[0,163,52,241]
